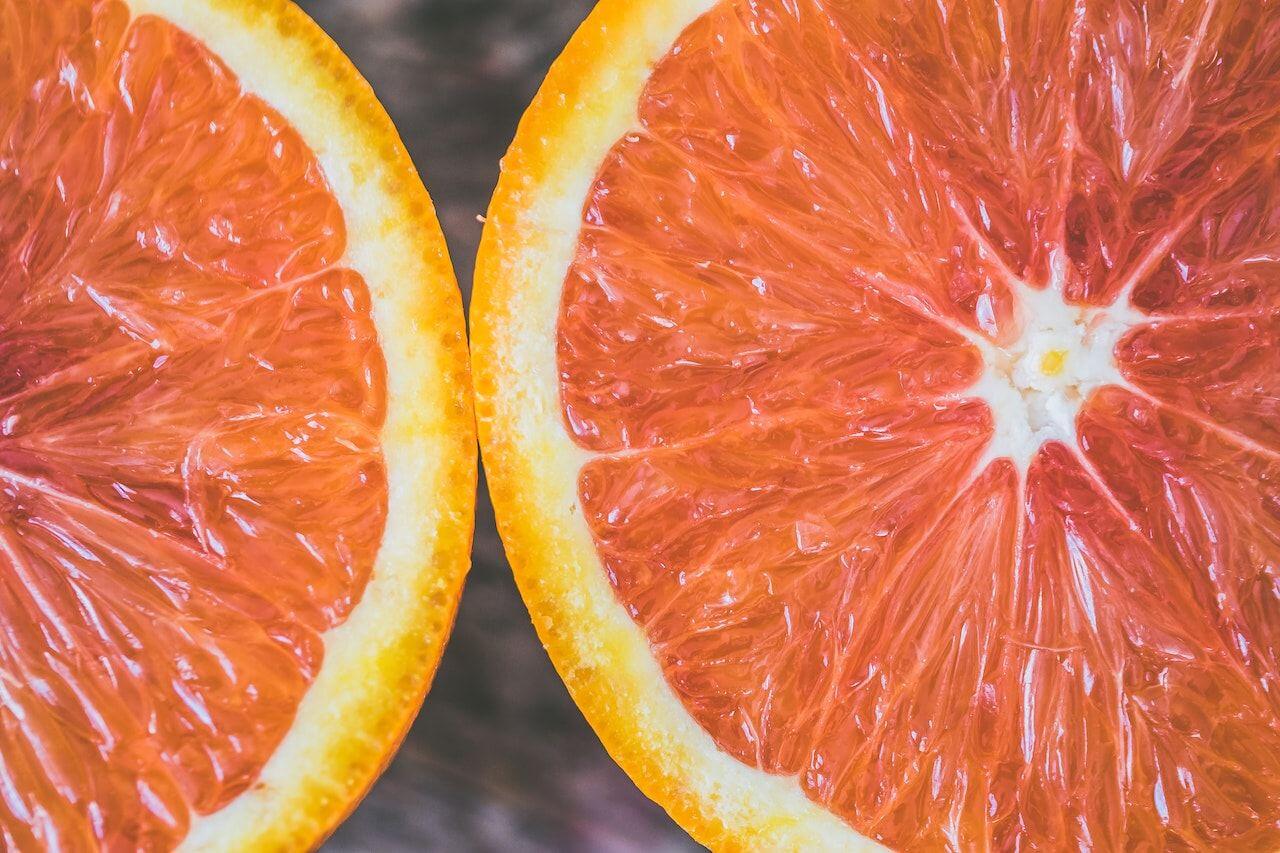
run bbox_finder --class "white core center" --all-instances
[969,283,1135,472]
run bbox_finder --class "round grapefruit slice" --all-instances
[474,0,1280,848]
[0,0,473,848]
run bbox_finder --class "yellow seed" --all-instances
[1039,349,1067,377]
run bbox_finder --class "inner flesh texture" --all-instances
[558,0,1280,847]
[0,1,387,848]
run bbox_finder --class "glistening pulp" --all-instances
[0,2,387,848]
[557,0,1280,847]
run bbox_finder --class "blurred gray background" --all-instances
[288,2,699,850]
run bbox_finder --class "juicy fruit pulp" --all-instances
[0,1,387,848]
[558,0,1280,847]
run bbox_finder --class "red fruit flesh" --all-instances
[0,1,386,848]
[558,0,1280,847]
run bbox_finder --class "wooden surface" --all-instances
[290,2,700,850]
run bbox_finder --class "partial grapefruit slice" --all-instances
[1,0,473,849]
[475,0,1280,848]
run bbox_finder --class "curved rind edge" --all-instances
[111,0,479,849]
[472,1,877,850]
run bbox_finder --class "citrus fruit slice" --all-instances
[0,0,473,848]
[474,0,1280,848]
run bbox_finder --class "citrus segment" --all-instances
[537,0,1280,847]
[560,252,983,450]
[1078,386,1280,690]
[1118,315,1280,454]
[0,0,454,848]
[1066,0,1280,306]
